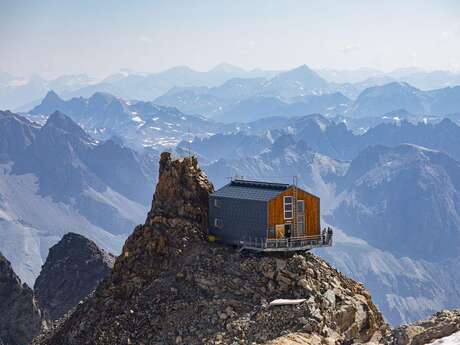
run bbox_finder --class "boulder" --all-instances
[386,309,460,345]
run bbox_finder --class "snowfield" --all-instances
[428,331,460,345]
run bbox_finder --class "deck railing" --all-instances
[240,232,332,252]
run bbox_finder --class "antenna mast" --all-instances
[187,126,191,158]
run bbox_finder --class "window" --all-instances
[297,200,305,213]
[297,200,305,234]
[213,198,221,208]
[284,196,293,220]
[214,218,223,228]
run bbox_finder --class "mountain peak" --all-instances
[45,110,75,128]
[30,90,66,115]
[88,91,118,104]
[292,64,314,73]
[210,63,245,74]
[264,64,330,98]
[437,117,457,129]
[161,65,197,75]
[43,111,93,142]
[280,64,320,79]
[54,232,111,254]
[43,90,62,103]
[34,232,114,321]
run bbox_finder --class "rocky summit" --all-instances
[385,309,460,345]
[34,152,388,345]
[0,252,42,345]
[34,232,115,321]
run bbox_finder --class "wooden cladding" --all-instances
[268,187,320,238]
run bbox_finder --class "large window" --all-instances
[284,196,293,220]
[297,200,305,234]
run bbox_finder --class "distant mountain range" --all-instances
[0,73,99,111]
[3,67,460,327]
[318,67,460,90]
[346,82,460,118]
[155,69,460,121]
[3,64,460,115]
[172,115,460,325]
[29,90,220,149]
[322,144,460,324]
[155,65,350,121]
[330,144,460,260]
[0,110,156,285]
[179,113,460,164]
[1,64,278,111]
[201,134,347,193]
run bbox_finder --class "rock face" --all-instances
[385,309,460,345]
[330,144,460,261]
[34,232,115,321]
[0,252,42,345]
[34,152,388,345]
[0,110,155,287]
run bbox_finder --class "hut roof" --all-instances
[211,179,290,202]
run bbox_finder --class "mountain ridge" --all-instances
[30,90,219,149]
[32,152,388,345]
[0,110,152,285]
[0,251,42,345]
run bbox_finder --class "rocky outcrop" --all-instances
[33,152,388,345]
[34,233,114,321]
[385,309,460,345]
[148,151,213,224]
[0,252,42,345]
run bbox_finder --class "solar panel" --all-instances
[230,179,290,191]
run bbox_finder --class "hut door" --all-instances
[285,224,292,238]
[275,224,285,239]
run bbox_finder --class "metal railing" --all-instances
[240,232,333,252]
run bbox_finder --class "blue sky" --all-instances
[1,0,459,77]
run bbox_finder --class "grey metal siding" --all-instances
[209,196,268,245]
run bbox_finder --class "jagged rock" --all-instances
[34,232,114,321]
[147,151,214,226]
[0,252,42,345]
[385,309,460,345]
[33,153,388,345]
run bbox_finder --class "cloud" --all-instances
[139,35,153,44]
[341,44,360,54]
[441,31,451,39]
[440,24,460,41]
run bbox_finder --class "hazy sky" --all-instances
[1,0,460,78]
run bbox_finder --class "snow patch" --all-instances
[428,331,460,345]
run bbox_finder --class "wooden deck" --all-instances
[240,234,332,252]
